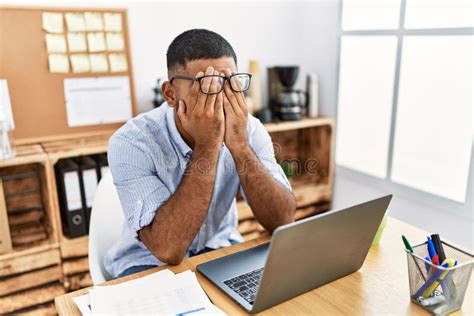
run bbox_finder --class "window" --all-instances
[404,0,474,29]
[392,36,473,202]
[336,36,397,178]
[341,0,401,30]
[336,1,474,203]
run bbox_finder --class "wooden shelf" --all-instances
[237,181,332,221]
[42,133,112,163]
[60,235,89,259]
[264,117,334,133]
[0,144,47,168]
[0,241,59,267]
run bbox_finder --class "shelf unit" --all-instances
[0,117,333,314]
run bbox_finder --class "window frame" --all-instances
[334,0,474,213]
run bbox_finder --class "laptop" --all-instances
[197,195,392,313]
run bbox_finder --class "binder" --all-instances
[75,156,98,233]
[55,159,87,238]
[93,153,110,180]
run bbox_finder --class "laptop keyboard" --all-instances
[223,267,263,304]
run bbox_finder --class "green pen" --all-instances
[402,235,427,281]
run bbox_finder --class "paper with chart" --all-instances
[63,76,132,127]
[87,269,225,315]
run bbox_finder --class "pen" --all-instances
[422,259,455,298]
[431,234,446,264]
[414,261,450,298]
[402,235,427,282]
[427,237,437,259]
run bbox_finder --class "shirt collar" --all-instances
[165,103,193,158]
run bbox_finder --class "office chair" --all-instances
[88,170,125,284]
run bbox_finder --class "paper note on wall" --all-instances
[87,32,106,52]
[65,13,86,32]
[70,54,90,73]
[104,13,122,32]
[67,33,87,52]
[45,34,67,53]
[42,12,64,33]
[109,53,128,72]
[106,32,125,51]
[48,54,69,73]
[64,76,133,127]
[84,12,104,31]
[89,54,109,72]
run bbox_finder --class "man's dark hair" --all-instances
[166,29,237,72]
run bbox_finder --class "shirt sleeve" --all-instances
[241,116,293,197]
[108,133,171,242]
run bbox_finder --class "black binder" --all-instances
[75,156,98,233]
[93,153,109,180]
[55,159,87,238]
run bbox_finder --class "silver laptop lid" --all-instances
[251,195,392,313]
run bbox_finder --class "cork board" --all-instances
[0,6,138,145]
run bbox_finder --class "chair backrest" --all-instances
[88,170,125,284]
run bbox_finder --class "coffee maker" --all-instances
[268,66,305,121]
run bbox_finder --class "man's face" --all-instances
[167,57,237,108]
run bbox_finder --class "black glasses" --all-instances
[170,73,252,95]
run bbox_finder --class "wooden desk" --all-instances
[55,217,473,315]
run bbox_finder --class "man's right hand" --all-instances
[177,66,224,152]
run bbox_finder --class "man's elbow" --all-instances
[139,230,185,265]
[154,246,185,265]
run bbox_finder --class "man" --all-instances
[105,29,296,279]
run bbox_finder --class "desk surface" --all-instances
[55,217,473,315]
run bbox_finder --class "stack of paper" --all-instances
[73,269,225,315]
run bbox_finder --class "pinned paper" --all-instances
[87,32,106,52]
[109,53,128,72]
[67,33,87,53]
[104,13,122,32]
[106,32,125,51]
[48,54,69,73]
[42,12,64,33]
[45,34,67,53]
[65,13,86,32]
[63,76,132,127]
[70,54,90,73]
[85,12,104,31]
[89,54,109,72]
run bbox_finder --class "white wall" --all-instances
[2,0,339,113]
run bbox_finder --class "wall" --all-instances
[1,0,339,114]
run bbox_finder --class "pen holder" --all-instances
[406,241,473,315]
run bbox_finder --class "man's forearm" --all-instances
[139,145,220,264]
[232,146,296,233]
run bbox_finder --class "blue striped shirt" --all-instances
[104,103,292,278]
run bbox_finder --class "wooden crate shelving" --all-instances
[0,117,333,314]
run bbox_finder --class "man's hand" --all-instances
[177,66,224,151]
[222,69,249,154]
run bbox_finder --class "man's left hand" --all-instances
[222,69,249,154]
